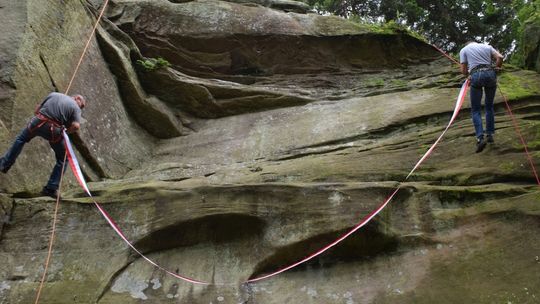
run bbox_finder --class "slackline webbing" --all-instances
[63,80,470,284]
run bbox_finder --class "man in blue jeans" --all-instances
[459,41,504,153]
[0,92,86,198]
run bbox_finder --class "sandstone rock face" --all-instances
[1,1,539,304]
[521,14,540,73]
[216,0,311,13]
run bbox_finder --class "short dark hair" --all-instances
[72,94,86,109]
[465,38,482,46]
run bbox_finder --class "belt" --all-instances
[470,64,494,74]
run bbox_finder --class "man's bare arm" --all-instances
[492,49,503,69]
[460,63,468,76]
[66,122,80,134]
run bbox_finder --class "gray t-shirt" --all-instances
[39,92,82,127]
[459,43,497,72]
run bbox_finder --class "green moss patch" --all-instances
[498,70,540,101]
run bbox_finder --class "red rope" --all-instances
[34,154,67,304]
[431,44,460,65]
[498,88,540,185]
[65,0,110,95]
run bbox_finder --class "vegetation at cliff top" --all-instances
[303,0,540,65]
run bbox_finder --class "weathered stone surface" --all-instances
[1,0,539,303]
[96,18,186,138]
[169,0,311,13]
[521,13,540,73]
[109,0,437,79]
[108,0,447,119]
[2,182,539,303]
[0,194,12,239]
[138,66,313,118]
[223,0,311,13]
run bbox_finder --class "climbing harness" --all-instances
[27,114,64,143]
[469,64,495,75]
[30,96,65,143]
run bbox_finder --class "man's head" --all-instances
[72,95,86,109]
[465,38,483,46]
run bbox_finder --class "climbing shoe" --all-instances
[0,157,9,173]
[486,135,494,143]
[476,138,487,153]
[41,187,60,199]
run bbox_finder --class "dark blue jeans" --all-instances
[469,70,497,140]
[1,117,66,190]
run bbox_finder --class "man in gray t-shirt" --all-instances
[459,42,503,153]
[39,92,83,131]
[0,92,86,198]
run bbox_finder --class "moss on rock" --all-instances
[498,69,540,101]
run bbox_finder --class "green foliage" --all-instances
[510,0,540,66]
[380,19,427,42]
[136,57,170,72]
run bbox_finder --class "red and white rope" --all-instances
[63,80,471,284]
